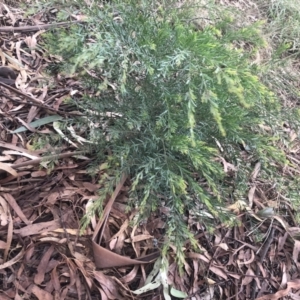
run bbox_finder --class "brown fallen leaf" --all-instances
[92,174,159,268]
[209,266,228,280]
[34,245,55,285]
[27,284,53,300]
[241,267,255,286]
[93,271,122,299]
[14,219,61,237]
[31,170,47,177]
[0,248,24,270]
[0,240,7,249]
[3,193,31,225]
[120,265,139,283]
[125,234,154,243]
[0,162,18,177]
[0,195,13,262]
[256,279,300,300]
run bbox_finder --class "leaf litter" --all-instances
[1,1,300,299]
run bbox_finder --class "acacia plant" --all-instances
[44,0,285,262]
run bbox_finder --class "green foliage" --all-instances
[30,132,61,150]
[265,0,300,53]
[42,0,287,264]
[253,0,300,117]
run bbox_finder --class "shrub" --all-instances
[43,0,286,263]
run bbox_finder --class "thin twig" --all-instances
[11,151,86,169]
[0,81,82,116]
[251,226,275,299]
[0,21,81,33]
